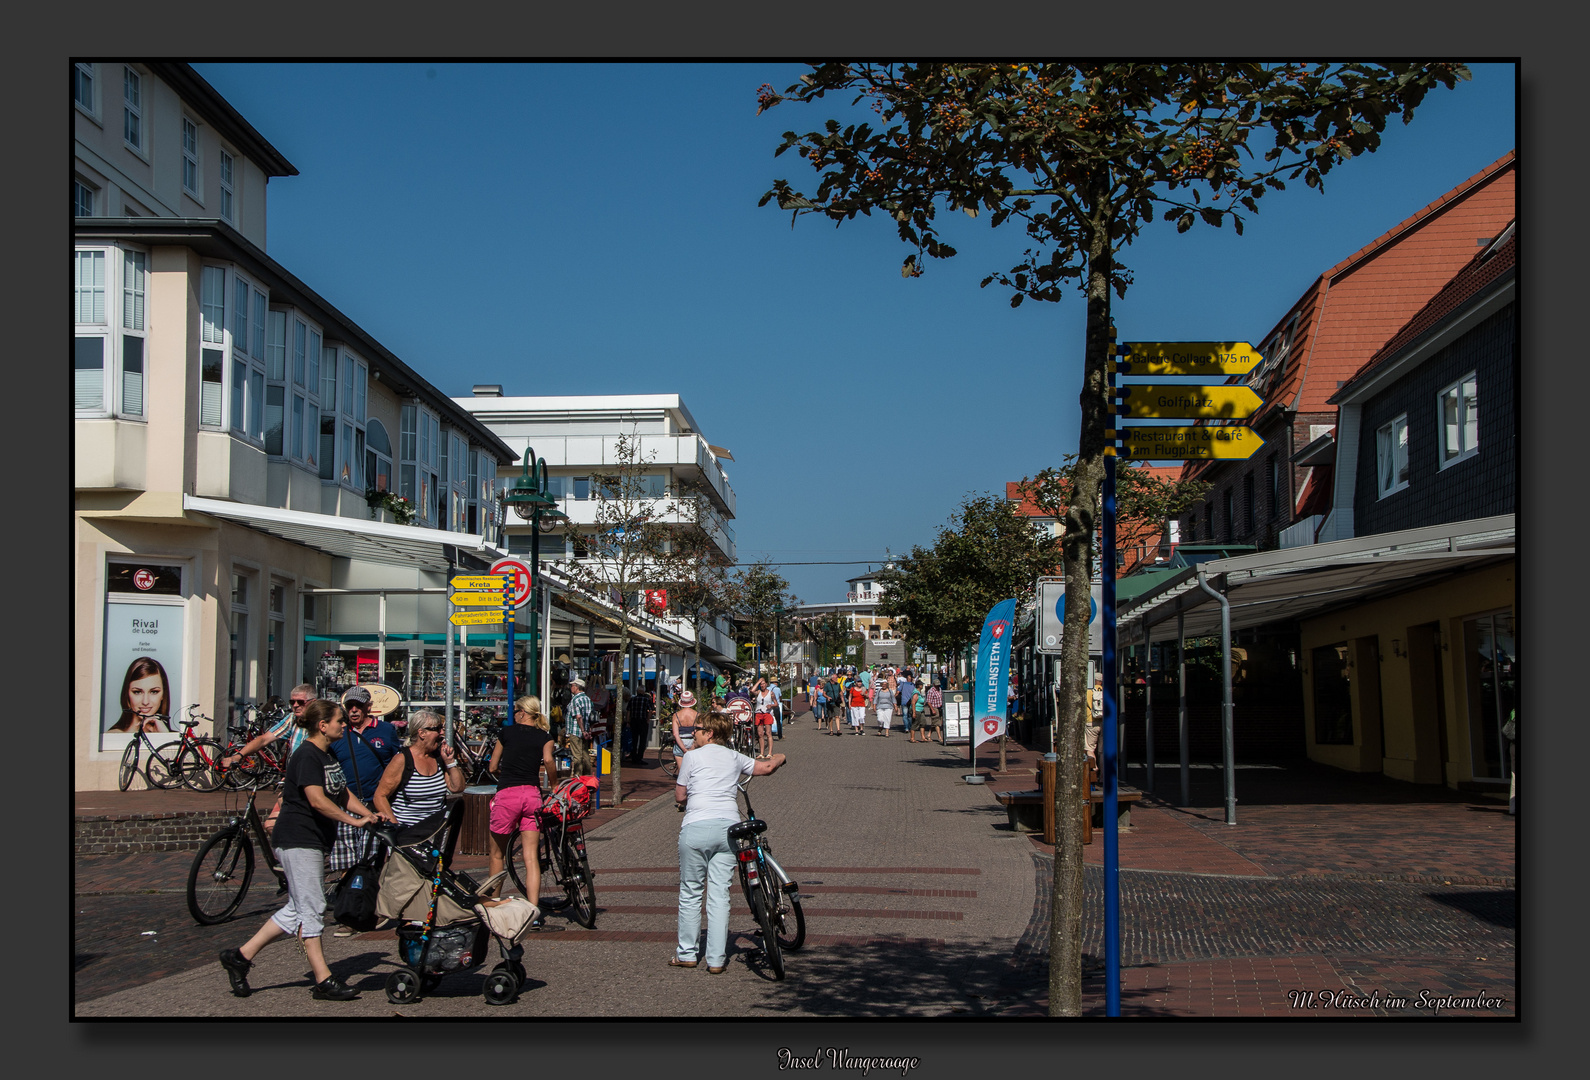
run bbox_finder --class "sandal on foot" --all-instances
[669,958,699,968]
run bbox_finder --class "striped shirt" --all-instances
[390,754,450,825]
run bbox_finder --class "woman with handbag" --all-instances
[218,700,381,1001]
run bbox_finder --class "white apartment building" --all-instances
[454,391,740,675]
[74,63,528,789]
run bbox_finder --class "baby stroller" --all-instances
[371,805,540,1006]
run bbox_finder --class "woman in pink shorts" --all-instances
[488,696,557,913]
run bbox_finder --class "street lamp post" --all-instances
[503,448,566,700]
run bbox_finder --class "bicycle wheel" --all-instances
[145,745,180,789]
[187,828,255,924]
[182,738,226,792]
[771,879,806,951]
[568,843,597,929]
[658,742,677,778]
[118,741,141,791]
[505,832,529,898]
[749,880,785,980]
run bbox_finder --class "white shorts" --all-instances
[849,707,866,725]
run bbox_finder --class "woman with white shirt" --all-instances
[670,712,785,973]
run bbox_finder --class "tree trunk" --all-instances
[1049,182,1113,1018]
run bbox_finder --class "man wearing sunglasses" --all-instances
[220,684,317,837]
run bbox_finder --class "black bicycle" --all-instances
[186,787,341,924]
[505,801,597,929]
[729,775,805,979]
[117,714,175,790]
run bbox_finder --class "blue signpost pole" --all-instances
[504,578,515,730]
[1103,329,1121,1016]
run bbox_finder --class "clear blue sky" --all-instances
[194,62,1516,604]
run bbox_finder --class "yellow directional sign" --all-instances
[451,574,508,591]
[1120,342,1262,377]
[450,591,513,607]
[1116,425,1265,460]
[449,609,508,626]
[1118,384,1264,420]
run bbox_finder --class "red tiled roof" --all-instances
[1181,150,1516,483]
[1341,224,1516,389]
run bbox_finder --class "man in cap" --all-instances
[565,675,595,777]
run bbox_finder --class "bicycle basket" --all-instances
[543,775,599,823]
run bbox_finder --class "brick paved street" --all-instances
[74,709,1515,1018]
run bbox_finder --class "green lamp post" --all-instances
[502,448,566,698]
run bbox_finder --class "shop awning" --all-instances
[182,495,504,573]
[1118,514,1514,645]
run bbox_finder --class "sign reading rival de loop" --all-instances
[973,598,1017,749]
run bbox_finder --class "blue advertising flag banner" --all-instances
[973,598,1018,750]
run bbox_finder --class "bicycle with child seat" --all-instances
[186,784,343,924]
[729,773,805,980]
[504,793,598,929]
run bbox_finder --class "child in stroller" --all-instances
[370,802,540,1006]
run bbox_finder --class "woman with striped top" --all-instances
[373,709,467,828]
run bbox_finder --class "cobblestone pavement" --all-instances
[75,714,1516,1018]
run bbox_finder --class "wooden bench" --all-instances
[991,759,1142,844]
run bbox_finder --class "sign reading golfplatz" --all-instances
[1117,384,1263,420]
[1118,341,1263,377]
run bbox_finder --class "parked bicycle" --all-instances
[117,715,176,791]
[186,786,341,924]
[505,778,598,928]
[729,774,805,979]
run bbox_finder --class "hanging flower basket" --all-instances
[366,489,416,526]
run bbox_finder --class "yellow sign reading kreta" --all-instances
[451,574,508,591]
[449,609,508,626]
[1120,342,1262,377]
[450,591,513,607]
[1117,425,1265,460]
[1118,384,1264,420]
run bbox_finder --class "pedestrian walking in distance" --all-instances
[872,669,895,737]
[218,700,384,1001]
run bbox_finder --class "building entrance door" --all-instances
[1463,610,1515,781]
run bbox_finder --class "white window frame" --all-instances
[446,431,470,532]
[335,349,368,491]
[74,178,95,217]
[75,244,152,421]
[74,62,97,121]
[400,402,441,525]
[365,417,395,496]
[122,66,144,157]
[1437,371,1479,470]
[265,309,323,468]
[182,116,201,200]
[1376,413,1410,499]
[218,147,236,224]
[318,343,338,481]
[228,272,267,444]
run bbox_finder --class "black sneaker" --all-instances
[218,948,253,997]
[310,975,360,1001]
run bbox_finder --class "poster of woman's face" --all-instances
[110,657,171,734]
[101,588,185,746]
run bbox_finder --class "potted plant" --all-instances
[365,488,416,526]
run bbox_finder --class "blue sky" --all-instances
[193,62,1516,604]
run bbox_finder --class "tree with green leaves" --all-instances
[734,560,798,681]
[876,492,1061,664]
[759,61,1468,1015]
[659,487,741,701]
[801,609,862,671]
[563,429,691,807]
[1022,455,1210,568]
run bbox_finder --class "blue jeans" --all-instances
[677,818,737,966]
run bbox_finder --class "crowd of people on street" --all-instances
[802,664,947,744]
